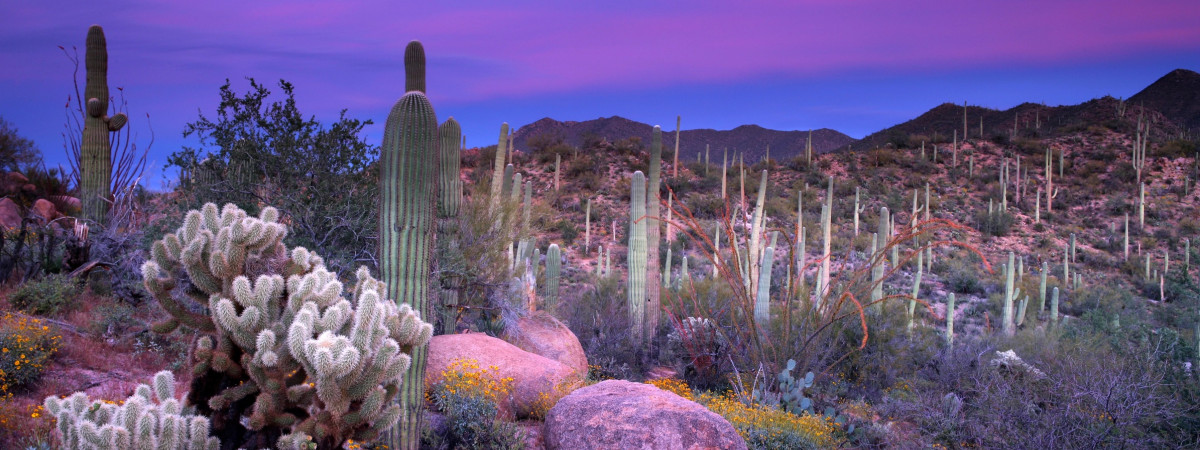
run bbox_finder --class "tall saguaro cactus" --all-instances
[80,25,128,223]
[379,40,438,450]
[628,171,648,344]
[646,126,663,336]
[488,123,509,212]
[436,118,463,333]
[545,244,561,314]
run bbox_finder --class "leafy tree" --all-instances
[170,78,378,276]
[0,116,42,173]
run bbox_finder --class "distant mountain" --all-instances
[1129,68,1200,131]
[849,73,1191,152]
[511,116,853,163]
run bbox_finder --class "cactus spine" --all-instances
[80,25,128,223]
[646,126,664,335]
[628,171,648,344]
[379,41,438,449]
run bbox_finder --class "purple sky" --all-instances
[2,0,1199,189]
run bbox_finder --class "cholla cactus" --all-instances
[141,203,433,449]
[45,371,220,450]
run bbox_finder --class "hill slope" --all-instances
[511,116,853,163]
[1129,68,1200,131]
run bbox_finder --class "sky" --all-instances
[2,0,1198,190]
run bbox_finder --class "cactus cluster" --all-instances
[753,359,815,415]
[141,202,433,448]
[45,371,219,450]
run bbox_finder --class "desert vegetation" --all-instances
[1,24,1199,450]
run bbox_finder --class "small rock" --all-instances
[989,349,1045,379]
[31,198,58,223]
[0,198,21,229]
[544,380,746,450]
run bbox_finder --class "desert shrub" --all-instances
[944,258,986,295]
[696,392,841,449]
[646,377,694,400]
[0,313,60,393]
[425,358,524,450]
[7,273,79,316]
[1153,139,1196,159]
[973,209,1014,237]
[565,276,643,376]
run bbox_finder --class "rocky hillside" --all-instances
[511,116,853,163]
[1129,68,1200,131]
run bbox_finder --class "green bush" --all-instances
[8,274,80,316]
[973,209,1014,237]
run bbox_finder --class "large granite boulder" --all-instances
[504,311,588,377]
[425,332,579,418]
[544,380,746,450]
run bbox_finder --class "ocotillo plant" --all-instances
[437,118,463,334]
[628,171,648,344]
[378,40,439,449]
[647,126,664,335]
[80,25,129,223]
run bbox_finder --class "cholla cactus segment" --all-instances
[45,371,220,450]
[141,202,432,449]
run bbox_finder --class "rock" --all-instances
[51,195,82,213]
[989,349,1045,379]
[0,198,21,229]
[31,198,58,223]
[503,311,588,377]
[425,333,580,418]
[543,380,746,450]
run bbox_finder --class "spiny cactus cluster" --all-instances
[45,371,219,450]
[141,202,433,448]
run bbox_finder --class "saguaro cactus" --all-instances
[754,246,775,327]
[378,40,439,449]
[1002,252,1020,336]
[945,293,956,346]
[545,244,561,313]
[628,171,648,344]
[437,118,463,333]
[80,25,128,223]
[489,123,509,212]
[647,126,664,336]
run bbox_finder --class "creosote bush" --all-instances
[7,273,80,316]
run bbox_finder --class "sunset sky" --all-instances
[2,0,1198,188]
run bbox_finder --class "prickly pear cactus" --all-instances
[752,359,814,414]
[141,202,433,449]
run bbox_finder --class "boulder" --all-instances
[504,311,588,377]
[51,195,82,213]
[425,332,579,418]
[544,380,746,450]
[31,198,58,223]
[0,198,21,229]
